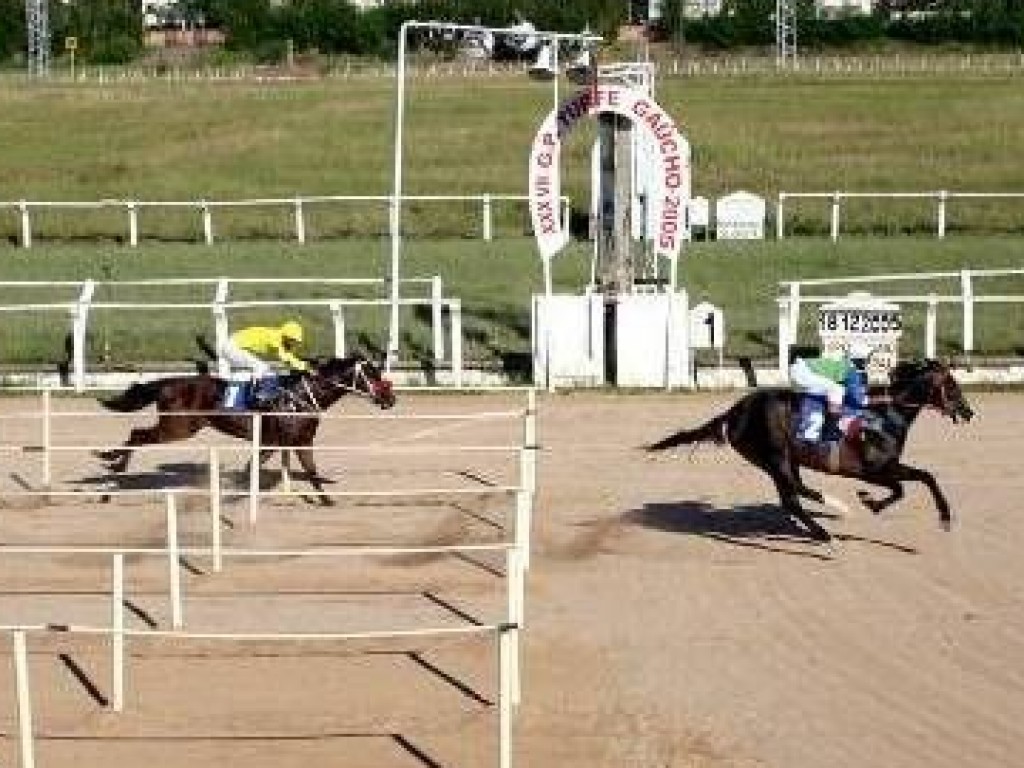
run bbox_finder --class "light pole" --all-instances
[387,20,602,372]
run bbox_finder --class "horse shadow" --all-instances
[73,461,210,492]
[625,499,916,557]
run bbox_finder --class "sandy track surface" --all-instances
[1,390,1022,767]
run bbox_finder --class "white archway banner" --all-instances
[528,85,690,266]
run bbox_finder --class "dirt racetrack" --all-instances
[1,389,1023,768]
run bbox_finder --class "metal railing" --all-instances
[776,267,1024,372]
[776,191,1024,240]
[0,193,572,248]
[0,276,462,390]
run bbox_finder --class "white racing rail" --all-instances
[0,276,463,390]
[0,193,572,248]
[776,267,1024,371]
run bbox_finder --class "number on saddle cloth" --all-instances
[222,380,251,411]
[222,374,279,410]
[794,394,827,443]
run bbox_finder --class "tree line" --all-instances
[661,0,1024,49]
[1,0,1022,67]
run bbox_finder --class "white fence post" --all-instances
[249,413,261,525]
[561,196,571,233]
[209,447,223,573]
[13,630,36,768]
[19,200,32,249]
[41,390,52,488]
[498,627,514,768]
[128,201,139,247]
[505,548,524,709]
[925,294,938,359]
[936,190,947,239]
[330,301,347,358]
[777,299,791,377]
[72,279,97,392]
[213,279,230,377]
[431,275,445,362]
[482,193,493,241]
[449,299,464,388]
[787,282,801,349]
[201,201,214,245]
[776,193,786,239]
[111,553,125,711]
[294,196,306,244]
[830,192,842,241]
[960,269,974,356]
[166,493,183,629]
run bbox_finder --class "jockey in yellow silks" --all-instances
[218,320,308,408]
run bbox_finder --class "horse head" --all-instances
[314,353,396,410]
[888,359,974,423]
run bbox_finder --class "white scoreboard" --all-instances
[818,292,902,381]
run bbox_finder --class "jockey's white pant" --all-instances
[218,339,271,379]
[789,359,845,408]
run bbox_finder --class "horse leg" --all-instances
[892,462,953,531]
[101,417,203,473]
[100,425,160,473]
[856,476,904,516]
[792,466,825,505]
[293,447,334,506]
[771,471,832,542]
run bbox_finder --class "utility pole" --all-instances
[776,0,797,66]
[25,0,50,76]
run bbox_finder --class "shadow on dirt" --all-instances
[625,499,916,557]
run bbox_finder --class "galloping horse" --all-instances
[96,353,396,500]
[647,360,974,542]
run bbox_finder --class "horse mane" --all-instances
[889,358,944,382]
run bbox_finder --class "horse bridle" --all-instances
[308,359,384,409]
[890,367,954,417]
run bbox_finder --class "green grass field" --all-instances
[0,70,1022,374]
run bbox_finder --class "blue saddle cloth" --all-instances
[222,375,279,411]
[793,394,845,444]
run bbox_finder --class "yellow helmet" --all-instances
[280,320,304,343]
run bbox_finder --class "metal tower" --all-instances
[26,0,50,76]
[776,0,797,66]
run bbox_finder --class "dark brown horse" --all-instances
[96,354,396,500]
[647,360,974,542]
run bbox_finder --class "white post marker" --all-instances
[13,630,37,768]
[111,553,125,711]
[166,493,183,629]
[936,189,947,239]
[505,548,524,707]
[293,196,306,244]
[925,294,938,359]
[19,200,32,248]
[830,192,841,241]
[208,447,223,573]
[41,389,52,488]
[128,201,139,247]
[498,626,514,768]
[201,201,214,245]
[960,269,974,356]
[482,193,493,241]
[249,412,262,525]
[431,275,445,362]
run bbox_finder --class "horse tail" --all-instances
[100,380,166,412]
[646,412,730,451]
